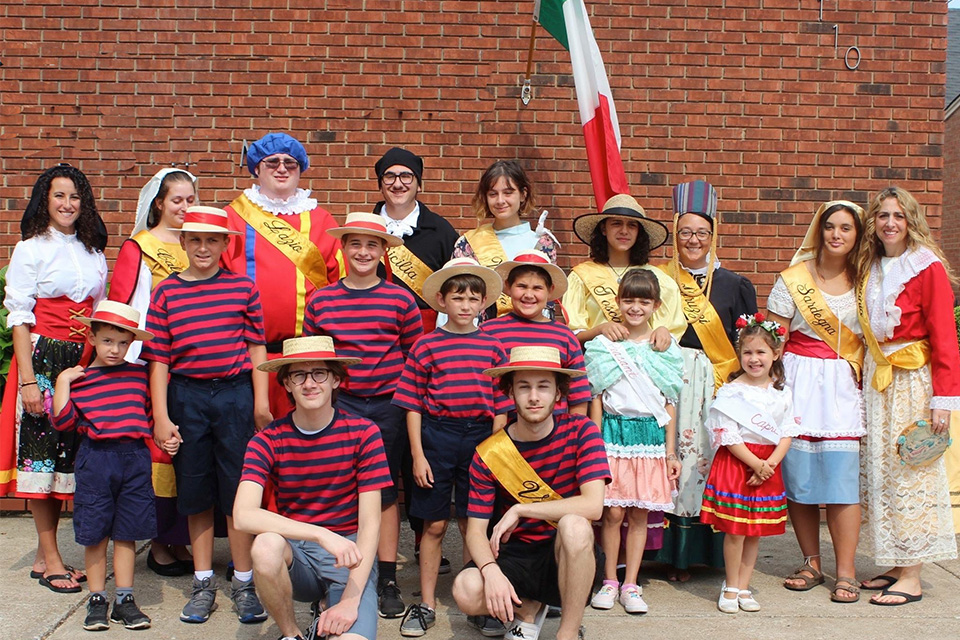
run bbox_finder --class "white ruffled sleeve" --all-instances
[766,277,796,318]
[4,240,39,327]
[705,409,744,448]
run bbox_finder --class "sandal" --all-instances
[783,556,825,591]
[38,573,82,594]
[830,578,861,603]
[860,574,897,591]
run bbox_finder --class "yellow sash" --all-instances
[387,245,433,304]
[856,271,931,391]
[476,429,563,528]
[660,263,738,390]
[133,230,187,286]
[230,197,330,290]
[463,225,513,316]
[781,263,864,381]
[571,261,621,323]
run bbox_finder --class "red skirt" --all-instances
[700,443,787,537]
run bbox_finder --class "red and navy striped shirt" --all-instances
[142,269,265,379]
[467,414,611,544]
[304,280,423,396]
[482,313,591,412]
[392,328,509,420]
[240,411,392,535]
[51,362,152,441]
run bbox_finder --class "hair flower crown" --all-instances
[735,312,786,344]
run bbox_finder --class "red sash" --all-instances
[784,331,839,360]
[32,296,94,343]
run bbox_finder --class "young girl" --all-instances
[700,314,798,613]
[584,269,684,614]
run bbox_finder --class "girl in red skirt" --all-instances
[700,314,799,613]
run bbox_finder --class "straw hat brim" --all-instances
[483,364,587,378]
[573,213,668,250]
[327,226,403,247]
[421,266,503,313]
[171,224,243,236]
[76,317,154,343]
[494,260,568,301]
[258,355,363,372]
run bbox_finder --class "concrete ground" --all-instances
[1,513,959,640]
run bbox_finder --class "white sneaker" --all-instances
[590,583,618,610]
[504,604,548,640]
[619,585,648,614]
[738,590,761,612]
[718,581,739,614]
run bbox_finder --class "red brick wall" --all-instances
[0,0,948,302]
[943,109,960,298]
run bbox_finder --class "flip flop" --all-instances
[30,565,86,582]
[38,573,82,594]
[860,574,897,591]
[869,589,922,606]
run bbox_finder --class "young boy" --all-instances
[51,301,159,631]
[392,257,509,637]
[142,206,270,625]
[303,212,423,618]
[484,250,591,416]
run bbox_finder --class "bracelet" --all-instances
[18,380,37,389]
[666,453,678,461]
[478,561,497,575]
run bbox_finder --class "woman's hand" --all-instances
[931,409,951,435]
[650,326,672,352]
[598,322,630,342]
[20,383,44,415]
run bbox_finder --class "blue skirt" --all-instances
[781,436,860,505]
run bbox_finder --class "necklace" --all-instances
[609,264,629,283]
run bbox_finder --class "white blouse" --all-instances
[4,229,107,328]
[706,382,800,447]
[767,276,861,339]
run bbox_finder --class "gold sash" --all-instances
[571,261,621,323]
[781,263,864,381]
[387,245,433,304]
[133,230,187,286]
[660,263,738,390]
[476,429,562,528]
[229,197,330,290]
[463,225,513,316]
[856,271,931,391]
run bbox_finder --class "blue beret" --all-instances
[247,133,309,176]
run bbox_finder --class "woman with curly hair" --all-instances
[1,164,107,593]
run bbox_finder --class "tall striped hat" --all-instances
[672,180,718,222]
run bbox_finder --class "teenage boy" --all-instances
[392,257,509,637]
[452,346,610,640]
[143,206,270,625]
[303,212,423,619]
[51,301,159,631]
[234,336,391,640]
[484,250,591,416]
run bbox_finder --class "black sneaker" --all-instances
[110,594,151,630]
[414,545,451,575]
[377,580,405,618]
[83,594,110,631]
[467,614,505,637]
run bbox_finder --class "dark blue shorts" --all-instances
[168,373,254,516]
[336,391,402,505]
[410,415,492,522]
[73,438,156,546]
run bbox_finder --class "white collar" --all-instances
[244,185,318,215]
[380,203,420,238]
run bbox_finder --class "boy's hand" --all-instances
[650,326,672,352]
[253,404,273,432]
[318,600,360,638]
[57,365,86,385]
[413,455,434,489]
[598,321,630,342]
[154,418,182,452]
[317,529,362,569]
[161,436,181,457]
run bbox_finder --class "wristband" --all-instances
[478,561,497,575]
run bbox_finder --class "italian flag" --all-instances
[535,0,629,210]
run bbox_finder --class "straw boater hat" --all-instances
[484,346,587,378]
[494,250,568,300]
[172,206,243,235]
[790,200,865,266]
[77,300,154,342]
[420,257,503,313]
[257,335,362,372]
[573,194,669,250]
[327,212,403,247]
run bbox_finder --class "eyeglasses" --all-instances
[382,171,415,186]
[676,229,713,241]
[261,157,300,171]
[287,368,331,385]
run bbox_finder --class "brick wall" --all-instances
[943,108,960,299]
[0,0,948,299]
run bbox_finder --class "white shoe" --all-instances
[738,590,760,612]
[718,581,739,614]
[590,583,618,610]
[619,585,648,614]
[504,604,548,640]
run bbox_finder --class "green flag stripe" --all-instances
[536,0,570,51]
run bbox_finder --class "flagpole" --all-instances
[520,19,538,105]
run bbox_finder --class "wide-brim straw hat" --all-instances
[421,257,503,313]
[257,336,362,372]
[494,250,568,301]
[790,200,866,266]
[573,194,669,250]
[76,300,154,342]
[328,212,402,247]
[172,206,242,235]
[484,346,587,378]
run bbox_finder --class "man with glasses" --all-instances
[224,132,345,416]
[234,336,391,640]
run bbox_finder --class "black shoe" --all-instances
[467,614,505,637]
[378,580,405,618]
[147,550,189,577]
[83,594,110,631]
[414,546,451,575]
[110,594,152,630]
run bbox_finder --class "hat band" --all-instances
[90,311,139,331]
[281,349,339,361]
[508,359,562,370]
[184,211,228,228]
[513,252,550,265]
[602,206,644,218]
[344,221,388,234]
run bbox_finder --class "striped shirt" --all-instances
[467,414,611,544]
[240,411,392,535]
[392,328,509,420]
[142,269,265,379]
[304,280,423,396]
[482,313,591,412]
[51,362,152,441]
